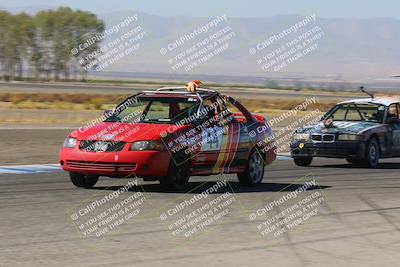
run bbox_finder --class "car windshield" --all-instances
[104,96,200,124]
[325,103,385,123]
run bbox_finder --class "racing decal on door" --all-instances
[221,124,241,173]
[200,126,224,151]
[212,123,241,174]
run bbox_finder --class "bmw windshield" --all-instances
[324,103,385,123]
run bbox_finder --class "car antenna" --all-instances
[359,86,374,99]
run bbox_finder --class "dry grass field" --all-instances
[0,92,335,126]
[0,82,397,127]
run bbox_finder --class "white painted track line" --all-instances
[0,164,61,174]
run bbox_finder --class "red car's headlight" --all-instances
[63,137,77,148]
[130,141,164,151]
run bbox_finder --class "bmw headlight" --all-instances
[130,141,163,151]
[338,134,359,141]
[63,137,77,148]
[293,133,310,141]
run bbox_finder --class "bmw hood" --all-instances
[297,121,380,135]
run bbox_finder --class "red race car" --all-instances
[59,85,276,191]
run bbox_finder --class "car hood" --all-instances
[297,121,380,134]
[70,122,189,142]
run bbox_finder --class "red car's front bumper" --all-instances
[59,147,170,178]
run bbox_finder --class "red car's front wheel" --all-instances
[69,172,99,188]
[159,153,190,192]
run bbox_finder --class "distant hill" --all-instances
[2,7,400,81]
[95,11,400,80]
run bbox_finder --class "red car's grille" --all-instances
[79,140,126,152]
[66,161,137,172]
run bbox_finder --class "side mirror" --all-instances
[387,117,399,124]
[104,110,113,118]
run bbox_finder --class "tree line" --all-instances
[0,7,104,81]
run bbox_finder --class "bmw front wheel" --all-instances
[364,138,379,168]
[293,156,313,167]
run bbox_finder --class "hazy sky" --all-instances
[1,0,400,19]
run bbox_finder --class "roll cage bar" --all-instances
[141,87,218,117]
[110,86,255,124]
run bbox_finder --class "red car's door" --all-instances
[191,95,253,174]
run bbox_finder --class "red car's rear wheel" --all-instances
[238,149,265,186]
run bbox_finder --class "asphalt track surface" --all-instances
[1,157,400,266]
[1,83,399,266]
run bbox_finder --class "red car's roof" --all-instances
[139,87,219,100]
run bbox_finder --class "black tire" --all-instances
[293,156,313,167]
[363,138,380,168]
[69,172,99,188]
[238,149,265,186]
[159,153,190,192]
